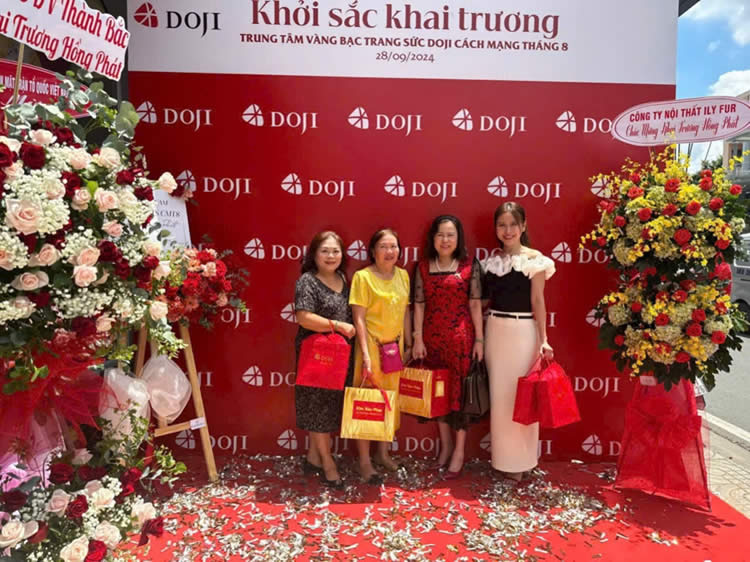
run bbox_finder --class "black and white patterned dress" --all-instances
[294,272,354,433]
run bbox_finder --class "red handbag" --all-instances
[536,360,581,429]
[296,320,351,390]
[512,360,541,425]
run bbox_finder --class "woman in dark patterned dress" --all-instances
[412,215,484,479]
[294,231,356,488]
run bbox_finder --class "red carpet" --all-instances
[125,454,750,561]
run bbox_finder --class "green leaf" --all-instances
[10,330,27,347]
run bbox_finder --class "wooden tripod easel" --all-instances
[134,324,218,482]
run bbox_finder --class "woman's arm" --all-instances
[470,298,484,361]
[351,304,371,371]
[530,272,553,359]
[403,305,413,362]
[295,310,355,337]
[413,302,426,358]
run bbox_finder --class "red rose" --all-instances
[596,236,607,247]
[656,291,669,301]
[65,495,88,520]
[142,256,159,270]
[637,208,652,221]
[699,176,713,191]
[630,172,641,184]
[0,142,15,168]
[197,250,215,264]
[138,517,165,546]
[662,203,678,216]
[673,229,692,246]
[2,490,27,512]
[676,351,691,363]
[116,481,135,503]
[121,467,143,484]
[692,309,706,322]
[614,334,625,346]
[221,279,232,292]
[664,178,680,192]
[686,200,701,215]
[85,539,107,562]
[114,259,131,279]
[686,323,703,338]
[27,521,48,544]
[730,184,742,196]
[630,302,643,313]
[599,200,616,213]
[716,302,728,314]
[644,267,657,277]
[641,228,652,240]
[134,186,154,201]
[182,274,201,296]
[61,171,82,198]
[711,331,727,344]
[18,233,37,254]
[714,262,732,281]
[97,240,120,262]
[709,197,724,211]
[133,265,152,284]
[78,465,107,482]
[614,215,626,227]
[55,127,75,145]
[19,142,45,169]
[702,169,712,178]
[49,462,74,484]
[71,317,97,338]
[715,238,730,250]
[28,291,51,308]
[672,290,688,303]
[116,169,135,185]
[627,186,644,199]
[654,313,670,326]
[680,279,696,291]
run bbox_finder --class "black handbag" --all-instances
[461,359,490,416]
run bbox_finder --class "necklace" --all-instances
[434,258,456,272]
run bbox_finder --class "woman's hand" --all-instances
[362,354,372,373]
[403,347,413,364]
[412,339,427,360]
[472,340,484,361]
[335,321,356,339]
[540,341,554,361]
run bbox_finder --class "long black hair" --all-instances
[301,230,348,278]
[494,202,531,248]
[424,215,467,261]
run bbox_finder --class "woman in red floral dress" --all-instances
[412,215,484,479]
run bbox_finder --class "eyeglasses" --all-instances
[319,249,342,256]
[435,233,457,239]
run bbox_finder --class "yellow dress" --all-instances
[349,266,410,429]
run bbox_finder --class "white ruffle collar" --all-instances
[482,252,556,280]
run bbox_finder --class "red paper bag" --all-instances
[513,369,540,425]
[296,322,351,390]
[536,360,581,429]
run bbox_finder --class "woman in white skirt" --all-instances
[482,202,555,481]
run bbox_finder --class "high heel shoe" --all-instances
[320,473,345,489]
[302,458,323,476]
[427,459,448,471]
[443,467,463,481]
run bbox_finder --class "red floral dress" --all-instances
[414,258,482,416]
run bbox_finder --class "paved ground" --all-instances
[705,335,750,431]
[706,424,750,517]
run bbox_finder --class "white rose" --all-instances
[69,149,92,170]
[0,136,21,152]
[152,262,171,280]
[73,247,100,267]
[102,220,123,238]
[89,488,115,511]
[46,488,71,516]
[149,301,168,321]
[131,502,157,527]
[3,161,24,181]
[29,244,60,267]
[11,271,49,291]
[11,296,35,317]
[71,188,91,211]
[0,519,38,549]
[118,191,138,209]
[157,172,177,194]
[93,521,121,549]
[71,448,93,466]
[59,535,89,562]
[93,147,121,169]
[29,129,56,147]
[5,198,41,235]
[143,240,161,257]
[73,265,98,287]
[94,189,118,212]
[96,314,114,332]
[83,480,103,497]
[43,177,66,200]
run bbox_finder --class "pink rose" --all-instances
[43,177,65,200]
[29,244,60,267]
[5,199,42,235]
[93,522,121,549]
[83,480,103,497]
[149,301,168,321]
[71,189,91,211]
[92,147,121,169]
[95,315,114,332]
[131,502,157,527]
[0,136,21,152]
[216,293,228,307]
[94,189,118,212]
[12,296,35,317]
[152,262,171,280]
[142,240,161,257]
[0,520,38,549]
[11,271,49,291]
[157,172,177,194]
[69,149,91,170]
[3,162,24,181]
[71,448,93,466]
[0,249,15,271]
[73,265,98,287]
[59,535,88,562]
[46,489,71,516]
[73,247,100,267]
[102,221,123,238]
[28,129,55,146]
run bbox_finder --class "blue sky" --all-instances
[677,0,750,165]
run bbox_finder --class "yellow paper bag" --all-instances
[340,386,397,442]
[399,363,451,418]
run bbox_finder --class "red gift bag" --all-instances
[536,360,581,429]
[296,320,351,390]
[513,362,541,425]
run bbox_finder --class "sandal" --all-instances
[302,458,323,476]
[320,473,345,489]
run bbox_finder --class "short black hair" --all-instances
[424,215,467,261]
[367,228,401,263]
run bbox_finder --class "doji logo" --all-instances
[135,101,157,124]
[347,106,423,136]
[135,101,213,130]
[590,178,611,198]
[550,242,573,263]
[175,170,196,193]
[242,104,318,134]
[244,238,265,259]
[453,108,527,138]
[280,303,297,323]
[175,429,196,450]
[574,376,621,398]
[220,307,252,328]
[556,110,612,134]
[551,242,609,265]
[202,174,252,200]
[581,434,602,455]
[487,175,561,204]
[347,240,368,261]
[134,3,158,27]
[384,175,457,203]
[277,429,298,450]
[585,308,604,327]
[280,173,355,201]
[556,110,577,133]
[242,365,262,386]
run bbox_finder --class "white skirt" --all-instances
[485,314,539,472]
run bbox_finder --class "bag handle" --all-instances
[360,368,392,411]
[376,335,400,347]
[328,319,336,334]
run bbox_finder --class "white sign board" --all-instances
[1,0,129,80]
[612,96,750,146]
[152,190,191,248]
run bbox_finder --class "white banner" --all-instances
[152,190,192,248]
[126,0,676,84]
[0,0,129,80]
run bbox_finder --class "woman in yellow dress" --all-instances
[349,228,412,484]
